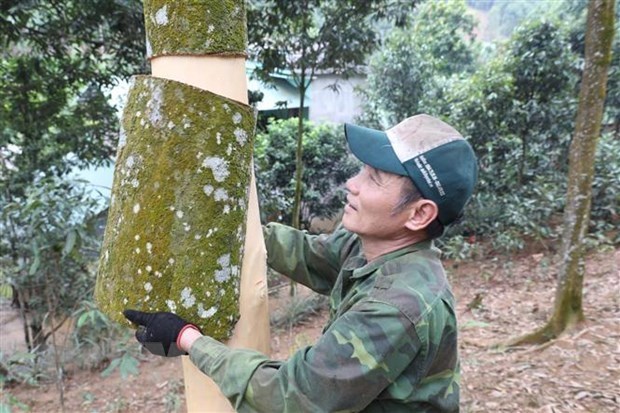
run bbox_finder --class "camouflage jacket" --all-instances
[189,223,459,412]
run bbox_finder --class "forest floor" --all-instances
[1,245,618,413]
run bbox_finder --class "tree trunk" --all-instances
[95,1,269,410]
[507,0,615,346]
[292,81,305,231]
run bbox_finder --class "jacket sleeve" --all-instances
[263,223,355,295]
[188,299,422,413]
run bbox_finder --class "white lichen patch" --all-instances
[202,157,230,182]
[131,178,139,188]
[166,300,177,312]
[133,203,140,214]
[147,82,164,127]
[126,155,135,168]
[203,185,214,196]
[155,5,168,25]
[194,234,202,240]
[144,282,153,293]
[123,298,128,305]
[198,304,218,319]
[232,112,242,124]
[135,248,141,254]
[234,128,248,145]
[214,188,229,202]
[168,258,175,265]
[214,254,232,283]
[146,242,153,254]
[134,235,140,241]
[216,132,222,145]
[146,265,152,272]
[176,210,184,219]
[223,205,230,214]
[118,124,127,149]
[181,287,196,308]
[167,120,175,129]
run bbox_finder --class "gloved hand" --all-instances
[123,309,200,357]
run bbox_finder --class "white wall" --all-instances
[308,74,364,124]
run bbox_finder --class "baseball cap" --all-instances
[344,114,478,225]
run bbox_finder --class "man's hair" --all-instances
[392,177,445,239]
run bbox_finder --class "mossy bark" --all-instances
[95,75,255,340]
[506,0,615,347]
[143,0,247,58]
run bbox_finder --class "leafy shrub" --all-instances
[71,301,140,378]
[254,118,359,230]
[0,176,104,351]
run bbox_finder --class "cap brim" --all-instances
[344,123,407,176]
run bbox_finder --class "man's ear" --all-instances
[404,199,438,232]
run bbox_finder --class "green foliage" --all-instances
[0,392,29,413]
[248,0,405,228]
[589,134,620,243]
[0,350,46,386]
[360,0,477,128]
[71,301,140,377]
[254,118,358,230]
[1,0,146,193]
[360,1,617,254]
[248,0,405,82]
[433,18,596,253]
[0,177,103,350]
[0,0,145,351]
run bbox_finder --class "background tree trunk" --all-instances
[507,0,615,346]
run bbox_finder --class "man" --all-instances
[124,114,478,412]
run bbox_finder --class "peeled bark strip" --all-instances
[95,75,255,340]
[144,0,247,58]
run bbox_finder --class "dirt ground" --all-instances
[1,246,618,412]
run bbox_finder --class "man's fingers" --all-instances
[123,309,150,326]
[135,325,149,344]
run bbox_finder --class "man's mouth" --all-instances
[346,197,357,211]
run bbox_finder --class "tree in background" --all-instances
[508,0,615,345]
[434,18,588,249]
[0,0,145,351]
[359,0,477,128]
[1,1,146,191]
[254,118,358,231]
[247,0,415,230]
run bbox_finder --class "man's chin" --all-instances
[341,217,355,233]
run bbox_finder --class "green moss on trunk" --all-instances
[95,75,255,340]
[143,0,247,58]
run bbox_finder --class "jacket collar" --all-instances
[344,240,436,279]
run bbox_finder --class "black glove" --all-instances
[123,309,198,357]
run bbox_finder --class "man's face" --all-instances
[342,165,412,241]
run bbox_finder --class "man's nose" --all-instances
[345,174,358,194]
